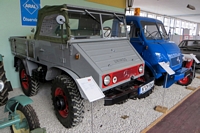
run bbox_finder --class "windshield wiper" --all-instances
[85,10,100,23]
[113,13,122,22]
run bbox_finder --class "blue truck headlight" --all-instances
[0,80,4,92]
[104,75,111,86]
[166,61,170,66]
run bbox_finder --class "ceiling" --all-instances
[132,0,200,23]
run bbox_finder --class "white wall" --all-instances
[0,0,124,89]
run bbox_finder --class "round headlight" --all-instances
[0,80,4,92]
[104,75,111,86]
[139,65,143,73]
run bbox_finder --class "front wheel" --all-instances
[10,104,40,133]
[177,72,194,86]
[51,75,84,128]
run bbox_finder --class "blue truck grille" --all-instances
[171,56,181,66]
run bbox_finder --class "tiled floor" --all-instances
[0,73,200,133]
[147,88,200,133]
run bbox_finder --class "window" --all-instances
[68,11,101,38]
[140,12,147,17]
[125,10,198,36]
[40,14,62,37]
[127,23,140,38]
[147,13,156,19]
[141,21,162,40]
[101,14,126,37]
[157,16,164,23]
[157,23,168,40]
[175,20,181,35]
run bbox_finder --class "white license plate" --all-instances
[138,80,154,94]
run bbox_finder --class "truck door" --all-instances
[128,23,144,56]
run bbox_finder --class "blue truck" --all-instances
[126,16,193,88]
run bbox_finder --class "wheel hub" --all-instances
[55,95,66,110]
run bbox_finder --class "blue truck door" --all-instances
[128,23,144,56]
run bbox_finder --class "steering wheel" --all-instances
[147,31,159,38]
[103,27,112,37]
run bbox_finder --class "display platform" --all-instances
[142,87,200,133]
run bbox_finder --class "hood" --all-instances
[147,41,182,71]
[147,40,182,62]
[158,41,181,54]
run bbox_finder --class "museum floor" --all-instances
[1,72,200,133]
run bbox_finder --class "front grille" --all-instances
[171,56,181,66]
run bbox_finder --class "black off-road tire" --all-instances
[19,63,39,96]
[116,100,128,105]
[0,61,9,106]
[51,75,84,128]
[155,76,164,86]
[10,104,40,133]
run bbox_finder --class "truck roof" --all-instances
[35,4,126,41]
[126,15,162,24]
[38,4,124,16]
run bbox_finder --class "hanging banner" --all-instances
[20,0,41,26]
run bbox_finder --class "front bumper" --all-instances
[164,67,191,88]
[104,77,154,106]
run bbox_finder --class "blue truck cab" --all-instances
[126,16,191,88]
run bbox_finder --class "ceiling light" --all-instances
[187,4,195,10]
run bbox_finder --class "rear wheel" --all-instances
[0,61,9,106]
[19,63,39,96]
[51,75,84,128]
[10,104,40,133]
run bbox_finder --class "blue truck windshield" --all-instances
[141,21,168,40]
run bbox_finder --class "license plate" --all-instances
[138,80,154,95]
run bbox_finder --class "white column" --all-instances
[196,23,200,36]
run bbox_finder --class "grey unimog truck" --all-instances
[9,5,154,128]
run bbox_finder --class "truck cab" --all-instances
[126,16,191,88]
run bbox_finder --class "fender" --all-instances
[14,56,29,74]
[4,95,33,112]
[46,66,87,99]
[14,56,38,76]
[145,61,162,79]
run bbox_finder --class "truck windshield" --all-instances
[141,21,168,40]
[101,14,126,38]
[68,11,101,39]
[67,10,126,39]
